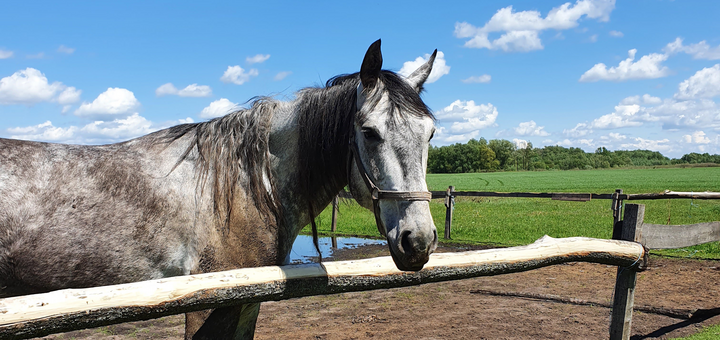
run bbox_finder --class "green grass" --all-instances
[305,167,720,258]
[671,324,720,339]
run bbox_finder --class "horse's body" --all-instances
[0,40,438,339]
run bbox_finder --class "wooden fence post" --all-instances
[444,186,455,239]
[331,195,339,233]
[609,203,644,340]
[611,189,624,240]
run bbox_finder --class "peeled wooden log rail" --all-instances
[0,236,646,340]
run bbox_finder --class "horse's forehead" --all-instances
[364,94,434,135]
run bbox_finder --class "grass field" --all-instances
[305,167,720,259]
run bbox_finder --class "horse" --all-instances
[0,39,438,339]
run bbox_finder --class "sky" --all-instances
[1,0,720,158]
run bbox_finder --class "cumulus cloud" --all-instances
[0,68,81,106]
[435,100,498,134]
[274,71,292,81]
[609,30,623,37]
[461,75,492,83]
[7,114,193,144]
[579,49,670,82]
[246,54,270,64]
[664,38,720,60]
[398,51,450,84]
[514,120,550,136]
[590,104,644,129]
[200,98,239,119]
[620,137,673,152]
[0,49,12,59]
[74,88,140,119]
[674,64,720,100]
[563,122,592,137]
[57,45,75,54]
[682,131,711,144]
[155,83,212,97]
[619,94,662,105]
[431,127,480,144]
[454,0,615,52]
[220,65,259,85]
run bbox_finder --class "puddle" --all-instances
[288,235,386,264]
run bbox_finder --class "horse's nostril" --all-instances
[433,229,438,244]
[400,230,412,255]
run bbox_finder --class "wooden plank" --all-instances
[641,221,720,249]
[0,236,646,340]
[627,190,720,200]
[551,193,591,202]
[610,204,645,340]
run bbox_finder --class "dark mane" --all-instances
[296,70,434,228]
[164,100,284,254]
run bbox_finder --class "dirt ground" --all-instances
[41,244,720,340]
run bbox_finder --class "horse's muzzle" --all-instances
[387,220,438,271]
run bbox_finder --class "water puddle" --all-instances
[288,235,386,264]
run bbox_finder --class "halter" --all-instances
[349,83,433,237]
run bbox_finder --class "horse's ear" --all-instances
[406,49,437,93]
[360,39,383,89]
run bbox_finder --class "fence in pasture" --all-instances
[334,189,720,240]
[1,203,719,340]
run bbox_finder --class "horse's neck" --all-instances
[268,101,346,249]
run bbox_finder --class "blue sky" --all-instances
[1,0,720,158]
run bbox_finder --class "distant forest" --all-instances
[427,138,720,173]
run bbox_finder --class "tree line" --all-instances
[427,138,720,173]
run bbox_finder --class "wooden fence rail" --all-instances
[335,189,720,240]
[0,236,646,339]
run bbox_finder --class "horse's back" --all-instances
[0,137,202,297]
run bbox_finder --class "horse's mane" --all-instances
[162,70,433,259]
[164,99,284,250]
[295,70,434,237]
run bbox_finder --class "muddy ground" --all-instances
[41,244,720,340]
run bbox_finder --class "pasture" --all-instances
[312,167,720,258]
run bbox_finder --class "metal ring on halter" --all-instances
[350,83,433,236]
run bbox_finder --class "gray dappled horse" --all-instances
[0,40,438,339]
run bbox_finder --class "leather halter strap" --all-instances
[349,84,432,236]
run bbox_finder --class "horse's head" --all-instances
[349,40,438,271]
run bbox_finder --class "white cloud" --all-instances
[609,30,623,38]
[563,122,592,137]
[220,65,259,85]
[579,49,670,82]
[682,131,711,144]
[590,104,644,129]
[674,64,720,100]
[57,45,75,54]
[398,51,450,84]
[155,83,212,97]
[274,71,292,81]
[664,38,720,60]
[589,34,598,43]
[454,0,615,52]
[619,94,662,105]
[0,49,13,59]
[0,68,80,106]
[155,83,178,97]
[57,86,82,105]
[513,138,528,149]
[431,127,480,145]
[246,54,270,64]
[200,98,239,119]
[620,137,673,152]
[461,75,492,83]
[435,100,498,134]
[74,88,140,119]
[8,114,193,144]
[8,121,77,141]
[514,120,550,136]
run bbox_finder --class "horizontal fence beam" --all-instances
[339,190,720,201]
[0,236,646,340]
[641,221,720,249]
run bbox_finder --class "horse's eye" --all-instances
[361,128,382,142]
[429,130,435,141]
